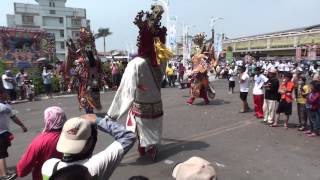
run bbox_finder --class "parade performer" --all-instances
[66,27,103,113]
[107,5,173,160]
[186,33,215,105]
[106,5,173,161]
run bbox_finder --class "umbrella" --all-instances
[36,57,48,62]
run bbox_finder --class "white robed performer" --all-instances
[106,5,173,161]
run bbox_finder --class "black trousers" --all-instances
[5,89,16,101]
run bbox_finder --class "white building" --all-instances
[7,0,90,60]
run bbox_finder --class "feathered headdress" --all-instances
[78,27,96,52]
[193,32,207,53]
[134,5,173,66]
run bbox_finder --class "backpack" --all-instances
[49,162,96,180]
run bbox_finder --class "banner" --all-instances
[214,33,223,58]
[168,16,177,51]
[226,51,233,64]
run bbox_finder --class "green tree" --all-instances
[94,28,112,56]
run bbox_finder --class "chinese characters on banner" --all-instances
[214,33,223,58]
[168,16,177,51]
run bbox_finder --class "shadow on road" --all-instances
[192,98,230,106]
[123,138,210,166]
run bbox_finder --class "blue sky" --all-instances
[1,0,319,52]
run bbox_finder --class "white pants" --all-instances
[126,112,162,147]
[263,99,277,123]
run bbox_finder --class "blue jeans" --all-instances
[308,109,320,132]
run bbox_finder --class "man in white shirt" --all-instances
[15,69,28,100]
[0,89,27,180]
[228,66,236,94]
[253,67,268,118]
[284,62,290,72]
[1,70,16,102]
[42,67,53,98]
[239,66,251,113]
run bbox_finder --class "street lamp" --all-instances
[210,17,224,43]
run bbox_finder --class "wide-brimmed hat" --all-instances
[57,117,92,154]
[172,157,216,180]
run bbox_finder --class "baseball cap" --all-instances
[57,117,92,154]
[172,157,216,180]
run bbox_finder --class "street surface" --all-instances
[7,79,320,180]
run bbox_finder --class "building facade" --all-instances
[7,0,90,60]
[223,24,320,61]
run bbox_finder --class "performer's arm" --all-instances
[96,116,136,154]
[107,62,138,120]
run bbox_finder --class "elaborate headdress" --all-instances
[134,5,173,66]
[192,33,212,72]
[78,27,96,53]
[193,32,207,54]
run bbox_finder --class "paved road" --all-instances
[7,80,320,180]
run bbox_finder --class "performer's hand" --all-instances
[80,114,97,124]
[67,88,72,93]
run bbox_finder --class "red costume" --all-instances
[66,28,103,113]
[187,33,216,105]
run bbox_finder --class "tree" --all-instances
[94,28,112,56]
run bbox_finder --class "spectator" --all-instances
[305,81,320,137]
[111,62,120,89]
[263,67,279,124]
[166,64,175,87]
[172,157,216,180]
[15,68,28,100]
[253,67,268,119]
[58,72,65,94]
[228,66,236,94]
[173,64,178,84]
[295,75,310,131]
[271,72,294,128]
[24,80,35,101]
[42,114,136,180]
[42,67,53,98]
[17,106,67,180]
[178,63,185,84]
[0,88,27,180]
[239,66,251,113]
[2,70,16,102]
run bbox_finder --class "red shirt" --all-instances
[16,131,62,180]
[279,81,294,103]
